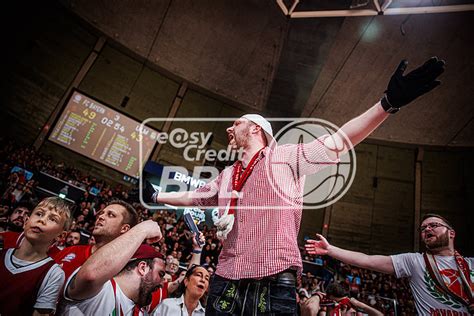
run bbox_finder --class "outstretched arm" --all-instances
[350,297,384,316]
[141,179,195,206]
[66,220,162,300]
[143,180,218,207]
[155,191,195,206]
[305,234,394,275]
[323,103,389,160]
[323,57,445,160]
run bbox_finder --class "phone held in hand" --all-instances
[183,213,205,247]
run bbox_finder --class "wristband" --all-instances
[152,191,159,203]
[381,94,400,114]
[192,249,202,254]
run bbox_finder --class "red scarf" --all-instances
[424,251,474,312]
[227,147,265,215]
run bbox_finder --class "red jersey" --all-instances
[52,245,93,280]
[47,244,63,257]
[0,231,21,249]
[0,232,58,255]
[0,248,56,315]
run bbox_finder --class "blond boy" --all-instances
[0,197,72,316]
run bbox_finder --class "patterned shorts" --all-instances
[206,270,297,316]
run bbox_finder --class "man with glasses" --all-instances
[305,213,474,315]
[58,220,166,316]
[165,257,180,280]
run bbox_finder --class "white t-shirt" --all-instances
[153,295,205,316]
[391,253,474,315]
[58,275,146,316]
[5,248,65,312]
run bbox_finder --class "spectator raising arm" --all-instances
[305,234,395,275]
[167,232,204,295]
[67,219,162,300]
[188,232,205,267]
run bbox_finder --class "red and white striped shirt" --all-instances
[192,138,337,279]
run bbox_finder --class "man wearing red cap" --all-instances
[145,57,445,315]
[58,220,165,316]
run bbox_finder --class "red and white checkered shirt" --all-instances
[192,138,337,279]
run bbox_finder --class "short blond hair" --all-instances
[35,197,73,230]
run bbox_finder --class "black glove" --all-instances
[142,180,158,204]
[381,57,445,113]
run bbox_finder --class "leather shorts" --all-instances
[206,269,297,315]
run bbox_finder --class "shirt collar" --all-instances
[178,294,205,313]
[233,146,269,168]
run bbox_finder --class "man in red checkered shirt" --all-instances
[146,57,445,315]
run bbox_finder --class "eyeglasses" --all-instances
[419,222,451,232]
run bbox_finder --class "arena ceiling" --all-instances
[60,0,474,147]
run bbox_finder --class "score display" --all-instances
[48,90,158,178]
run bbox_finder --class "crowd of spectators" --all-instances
[0,139,415,315]
[300,249,417,315]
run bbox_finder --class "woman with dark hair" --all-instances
[153,264,210,315]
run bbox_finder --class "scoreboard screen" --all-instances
[48,90,158,178]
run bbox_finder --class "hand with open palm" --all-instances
[305,234,331,256]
